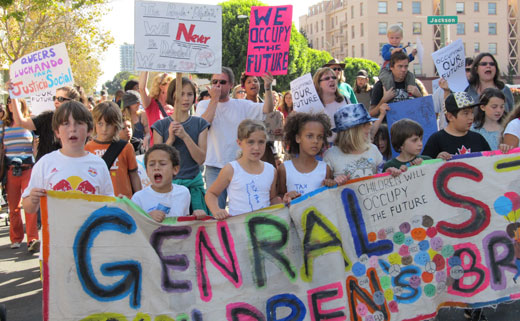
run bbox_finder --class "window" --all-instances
[489,23,497,35]
[379,22,388,35]
[397,1,403,11]
[474,42,480,53]
[457,22,465,35]
[378,2,387,14]
[310,24,313,34]
[315,22,318,32]
[321,20,324,31]
[413,22,422,35]
[488,3,496,15]
[351,5,354,19]
[361,23,364,37]
[489,43,497,54]
[352,45,355,57]
[413,64,422,76]
[352,26,355,39]
[456,3,465,14]
[361,43,364,57]
[331,17,334,28]
[474,2,479,12]
[412,2,421,14]
[360,3,363,16]
[321,37,324,48]
[474,23,479,32]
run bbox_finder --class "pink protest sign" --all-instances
[246,5,292,76]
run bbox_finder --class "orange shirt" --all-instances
[85,140,138,198]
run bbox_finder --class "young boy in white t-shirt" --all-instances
[22,101,114,214]
[131,144,191,222]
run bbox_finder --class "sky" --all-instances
[97,0,317,89]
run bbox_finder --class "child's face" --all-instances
[376,134,388,154]
[55,114,91,153]
[448,108,474,133]
[146,150,179,192]
[119,120,133,141]
[244,77,260,96]
[401,134,423,157]
[388,32,403,47]
[362,122,372,141]
[481,97,505,122]
[177,83,195,113]
[237,130,266,161]
[296,121,325,156]
[95,117,117,142]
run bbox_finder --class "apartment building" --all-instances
[120,43,135,72]
[300,0,520,78]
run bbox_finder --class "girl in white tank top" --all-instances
[277,113,335,204]
[205,119,281,219]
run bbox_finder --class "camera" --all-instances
[10,157,23,177]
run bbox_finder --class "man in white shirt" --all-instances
[196,67,274,208]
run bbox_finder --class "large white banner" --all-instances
[134,1,222,74]
[9,43,74,100]
[431,39,469,92]
[43,150,520,320]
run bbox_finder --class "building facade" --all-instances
[300,0,520,78]
[120,43,135,72]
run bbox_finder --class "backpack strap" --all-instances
[155,99,168,118]
[102,140,127,170]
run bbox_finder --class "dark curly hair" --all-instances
[283,112,332,155]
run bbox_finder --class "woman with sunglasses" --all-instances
[466,52,514,113]
[11,85,80,162]
[139,72,174,138]
[2,98,39,251]
[313,67,353,143]
[323,59,358,105]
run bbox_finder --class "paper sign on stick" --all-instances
[416,36,424,65]
[431,39,468,92]
[290,73,324,114]
[9,43,73,100]
[246,5,292,76]
[134,1,222,74]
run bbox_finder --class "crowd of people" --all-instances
[1,22,520,321]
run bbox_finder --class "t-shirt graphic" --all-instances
[393,89,411,102]
[52,175,96,194]
[344,157,375,178]
[457,146,471,155]
[246,180,261,211]
[148,203,171,215]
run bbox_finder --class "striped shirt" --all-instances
[0,122,34,158]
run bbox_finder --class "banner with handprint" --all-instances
[43,150,520,320]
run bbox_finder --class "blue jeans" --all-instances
[204,165,227,209]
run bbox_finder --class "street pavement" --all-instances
[1,216,520,320]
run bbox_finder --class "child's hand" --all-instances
[149,210,166,223]
[283,191,301,204]
[386,167,403,177]
[439,78,450,91]
[499,144,514,154]
[437,152,452,161]
[409,158,424,166]
[29,188,46,205]
[399,165,408,172]
[407,85,421,97]
[334,174,350,186]
[167,122,177,143]
[213,209,230,220]
[171,121,188,140]
[192,209,208,219]
[382,87,396,103]
[378,103,390,118]
[411,48,418,56]
[391,47,403,54]
[322,178,337,187]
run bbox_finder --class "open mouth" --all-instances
[154,173,163,183]
[69,135,78,142]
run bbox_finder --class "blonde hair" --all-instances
[334,124,370,154]
[387,24,403,36]
[237,119,266,140]
[149,73,174,99]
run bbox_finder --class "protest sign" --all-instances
[30,90,55,115]
[9,43,73,100]
[43,150,520,320]
[386,96,437,157]
[290,73,324,114]
[246,5,292,76]
[416,36,424,65]
[136,155,151,188]
[431,39,468,92]
[134,1,222,74]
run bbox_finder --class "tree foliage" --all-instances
[342,57,380,86]
[103,71,136,95]
[0,0,113,93]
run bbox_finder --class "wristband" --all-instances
[264,88,272,91]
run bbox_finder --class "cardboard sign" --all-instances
[386,96,438,157]
[431,39,469,92]
[246,5,292,76]
[9,43,73,99]
[134,1,222,74]
[290,73,324,114]
[30,90,55,115]
[43,150,520,320]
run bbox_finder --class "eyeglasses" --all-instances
[237,90,246,94]
[479,61,496,67]
[53,96,71,102]
[332,68,343,71]
[320,76,337,82]
[465,68,471,72]
[211,79,228,85]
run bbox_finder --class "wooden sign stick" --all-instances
[174,72,183,121]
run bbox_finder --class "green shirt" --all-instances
[338,82,358,104]
[383,155,432,171]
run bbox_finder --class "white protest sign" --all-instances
[30,90,55,115]
[432,78,440,93]
[9,43,73,99]
[290,73,324,114]
[431,39,468,92]
[416,36,424,65]
[134,1,222,74]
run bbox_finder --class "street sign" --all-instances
[427,16,458,24]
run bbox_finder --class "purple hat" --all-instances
[332,103,378,132]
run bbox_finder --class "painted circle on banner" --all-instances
[411,215,422,228]
[411,228,427,241]
[399,245,410,256]
[368,232,377,242]
[399,222,411,233]
[380,275,392,289]
[433,254,446,271]
[419,240,430,251]
[353,262,367,277]
[389,264,401,277]
[373,291,385,305]
[393,232,405,244]
[409,244,419,254]
[414,252,430,265]
[425,261,437,273]
[494,196,513,216]
[450,265,465,279]
[389,253,402,265]
[359,254,369,264]
[378,228,387,240]
[365,315,375,321]
[426,226,437,238]
[369,256,379,268]
[441,245,455,258]
[422,215,434,227]
[402,255,413,265]
[431,236,443,251]
[359,276,370,288]
[424,284,436,297]
[356,303,368,316]
[373,311,385,321]
[422,271,434,283]
[405,236,415,246]
[436,271,447,283]
[505,192,520,210]
[384,288,394,301]
[385,226,395,235]
[409,275,421,288]
[437,281,447,293]
[388,300,399,313]
[393,286,404,296]
[448,256,462,267]
[196,49,216,68]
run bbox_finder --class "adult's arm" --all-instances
[503,134,519,148]
[261,73,274,114]
[129,170,142,193]
[138,71,152,109]
[12,99,36,131]
[370,83,395,117]
[503,86,514,114]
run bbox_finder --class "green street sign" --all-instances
[427,16,458,24]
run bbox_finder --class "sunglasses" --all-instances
[479,61,496,67]
[211,79,228,85]
[332,67,343,71]
[237,90,246,94]
[53,96,71,102]
[465,68,471,72]
[320,76,337,82]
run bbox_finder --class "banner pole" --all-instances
[174,72,182,121]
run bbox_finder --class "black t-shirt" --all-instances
[33,111,61,162]
[422,129,491,159]
[370,80,416,106]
